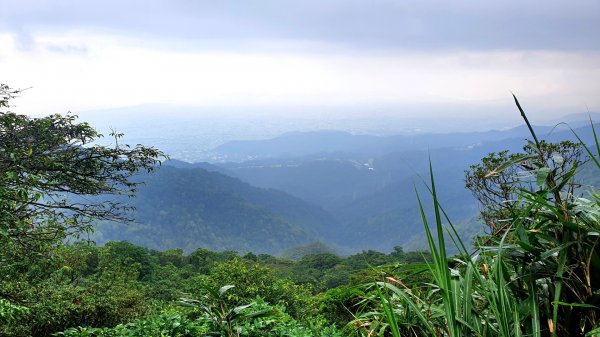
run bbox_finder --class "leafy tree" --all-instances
[465,140,586,234]
[388,246,405,261]
[0,84,165,253]
[344,250,389,270]
[242,252,258,262]
[187,248,237,274]
[200,259,316,320]
[0,84,164,336]
[296,253,341,272]
[292,253,342,289]
[100,241,157,281]
[157,248,185,267]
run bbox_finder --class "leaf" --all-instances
[242,308,276,319]
[535,167,550,188]
[218,285,235,296]
[513,94,541,147]
[484,154,537,178]
[539,242,576,260]
[516,224,538,253]
[232,303,253,314]
[586,326,600,337]
[552,301,599,309]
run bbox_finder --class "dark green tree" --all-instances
[0,84,165,253]
[0,84,164,336]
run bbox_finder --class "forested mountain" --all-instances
[92,166,336,254]
[213,123,599,252]
[93,122,599,254]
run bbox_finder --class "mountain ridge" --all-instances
[92,165,337,254]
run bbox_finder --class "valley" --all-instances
[92,119,599,255]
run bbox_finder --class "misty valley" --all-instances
[93,120,600,256]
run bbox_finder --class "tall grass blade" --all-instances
[529,278,541,337]
[416,159,462,336]
[375,283,401,337]
[589,115,600,159]
[567,118,600,170]
[513,94,540,148]
[416,172,470,256]
[376,281,438,336]
[551,248,567,337]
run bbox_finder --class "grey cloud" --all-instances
[1,0,599,51]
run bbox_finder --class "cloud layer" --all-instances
[0,1,598,119]
[2,1,599,51]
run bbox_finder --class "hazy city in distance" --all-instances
[1,1,599,148]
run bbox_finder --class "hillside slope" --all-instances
[92,166,335,254]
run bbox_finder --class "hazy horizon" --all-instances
[1,0,599,125]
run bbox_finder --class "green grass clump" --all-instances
[356,96,600,337]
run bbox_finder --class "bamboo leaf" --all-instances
[552,301,599,309]
[513,94,541,148]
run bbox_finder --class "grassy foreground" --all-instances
[354,97,600,337]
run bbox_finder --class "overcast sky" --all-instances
[1,0,599,121]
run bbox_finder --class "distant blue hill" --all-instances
[93,122,600,254]
[213,122,599,252]
[212,124,564,160]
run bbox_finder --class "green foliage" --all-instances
[356,97,600,337]
[199,259,317,320]
[101,241,158,281]
[318,286,365,328]
[5,255,150,336]
[0,235,438,336]
[234,297,344,337]
[57,298,344,337]
[0,299,29,325]
[287,249,432,292]
[180,285,276,337]
[56,314,203,337]
[292,253,343,288]
[0,84,164,255]
[186,247,237,274]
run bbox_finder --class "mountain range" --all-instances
[92,119,600,255]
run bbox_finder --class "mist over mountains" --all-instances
[92,115,600,255]
[78,105,600,163]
